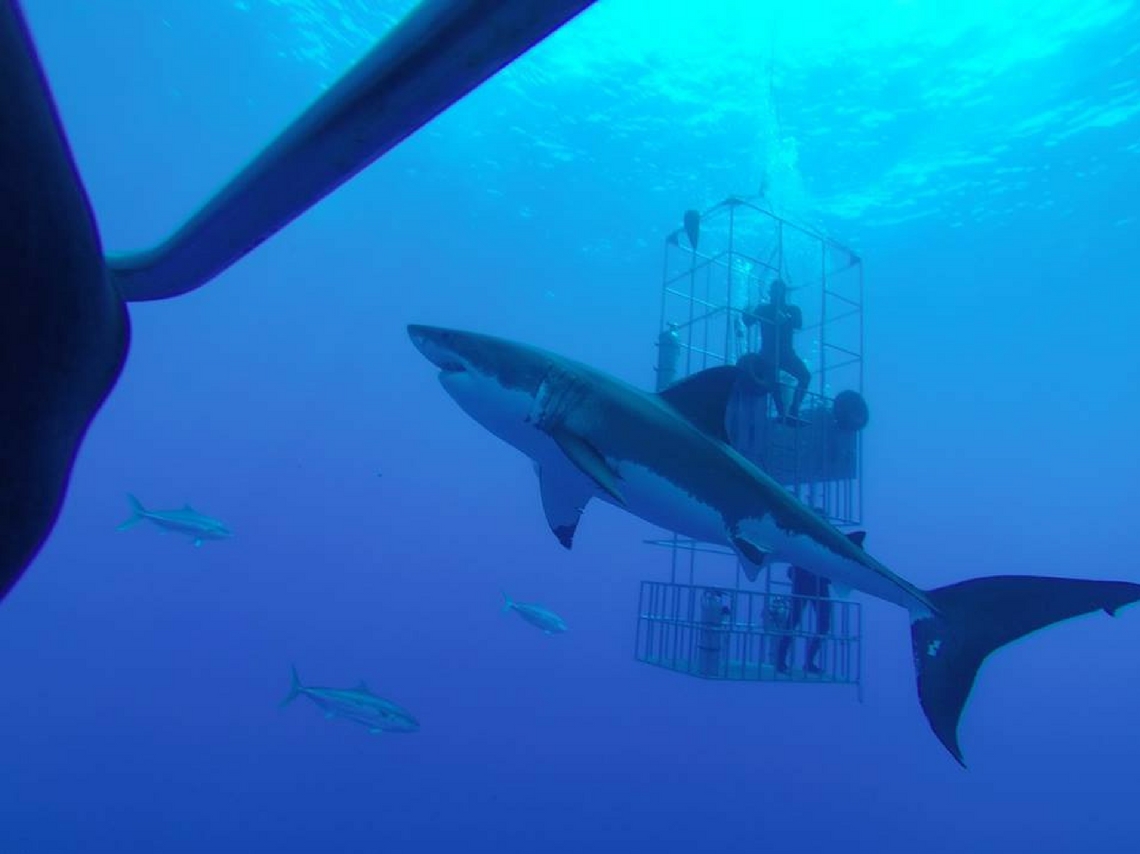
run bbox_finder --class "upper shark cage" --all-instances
[639,196,866,693]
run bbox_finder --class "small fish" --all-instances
[115,493,231,547]
[501,591,567,635]
[280,666,418,734]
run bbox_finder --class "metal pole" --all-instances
[727,202,737,364]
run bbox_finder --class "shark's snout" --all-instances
[407,324,466,373]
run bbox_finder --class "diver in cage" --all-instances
[776,563,832,675]
[741,278,811,424]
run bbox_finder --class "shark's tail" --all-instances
[281,665,304,707]
[912,575,1140,766]
[115,493,147,531]
[500,590,515,613]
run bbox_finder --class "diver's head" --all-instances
[770,278,787,302]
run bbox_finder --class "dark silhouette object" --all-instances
[742,278,810,422]
[776,565,832,675]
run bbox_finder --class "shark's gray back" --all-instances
[545,349,882,571]
[556,357,775,513]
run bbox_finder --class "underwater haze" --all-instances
[4,0,1140,851]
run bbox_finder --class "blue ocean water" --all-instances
[3,0,1140,851]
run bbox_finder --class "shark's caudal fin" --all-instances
[500,591,515,613]
[115,494,147,531]
[281,665,304,707]
[912,575,1140,766]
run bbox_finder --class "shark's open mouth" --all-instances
[438,360,466,375]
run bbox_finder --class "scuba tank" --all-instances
[697,587,730,677]
[655,322,681,391]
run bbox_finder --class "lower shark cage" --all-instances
[634,578,862,694]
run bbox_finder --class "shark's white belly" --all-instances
[609,459,927,614]
[604,460,728,544]
[736,513,929,613]
[511,428,727,544]
[601,466,833,572]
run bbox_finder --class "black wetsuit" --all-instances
[743,300,810,416]
[777,565,832,672]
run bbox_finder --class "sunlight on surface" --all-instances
[253,0,1132,69]
[241,0,1140,231]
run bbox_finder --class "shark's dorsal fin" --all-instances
[657,366,737,443]
[846,530,867,548]
[551,430,625,507]
[355,681,371,693]
[537,463,594,549]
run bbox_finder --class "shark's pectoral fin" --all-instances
[550,430,625,507]
[537,463,594,549]
[730,533,772,582]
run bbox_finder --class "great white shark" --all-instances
[408,324,1140,765]
[0,0,595,604]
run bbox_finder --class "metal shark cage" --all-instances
[636,196,868,692]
